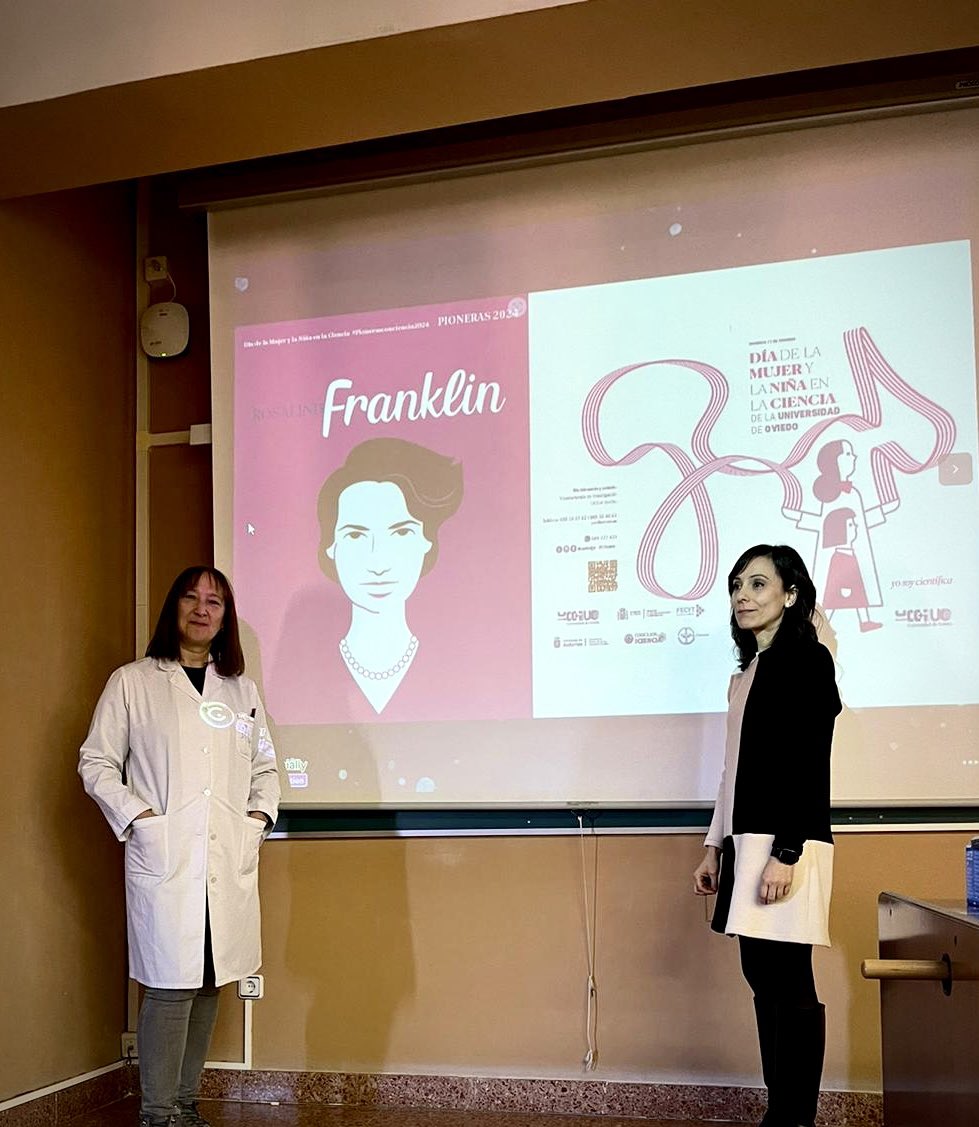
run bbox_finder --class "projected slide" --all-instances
[233,296,533,728]
[530,241,978,715]
[231,242,978,750]
[212,102,979,807]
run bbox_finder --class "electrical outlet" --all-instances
[121,1032,138,1061]
[144,255,169,282]
[238,974,264,1000]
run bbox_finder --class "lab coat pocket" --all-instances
[239,814,265,876]
[126,814,169,880]
[234,714,255,760]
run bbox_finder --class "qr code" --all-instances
[588,559,618,593]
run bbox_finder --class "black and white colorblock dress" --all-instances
[705,637,842,946]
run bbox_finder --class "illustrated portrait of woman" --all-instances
[820,506,881,632]
[784,438,894,624]
[317,437,464,714]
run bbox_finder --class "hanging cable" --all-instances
[577,811,599,1070]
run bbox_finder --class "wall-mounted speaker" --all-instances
[140,302,189,358]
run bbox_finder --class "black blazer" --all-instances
[731,636,842,854]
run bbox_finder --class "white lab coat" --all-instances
[79,658,280,988]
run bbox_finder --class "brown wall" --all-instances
[2,0,978,1105]
[228,830,972,1088]
[0,184,136,1100]
[1,0,977,199]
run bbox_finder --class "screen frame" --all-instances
[200,51,979,827]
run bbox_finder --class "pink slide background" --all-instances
[233,297,532,725]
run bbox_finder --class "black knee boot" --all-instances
[777,1002,825,1127]
[752,998,779,1126]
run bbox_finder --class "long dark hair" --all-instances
[728,543,818,670]
[146,566,244,677]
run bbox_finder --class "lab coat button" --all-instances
[210,876,217,884]
[202,746,209,755]
[209,833,217,841]
[203,788,211,797]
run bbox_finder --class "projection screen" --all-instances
[209,102,979,809]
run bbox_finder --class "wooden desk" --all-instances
[868,893,979,1125]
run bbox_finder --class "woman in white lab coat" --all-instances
[80,567,280,1127]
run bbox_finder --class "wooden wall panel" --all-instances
[0,183,136,1099]
[147,444,214,615]
[145,178,211,435]
[235,830,974,1090]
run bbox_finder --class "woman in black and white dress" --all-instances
[694,543,841,1127]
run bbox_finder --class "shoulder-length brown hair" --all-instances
[727,543,818,670]
[145,566,245,677]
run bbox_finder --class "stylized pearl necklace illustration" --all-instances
[340,635,418,680]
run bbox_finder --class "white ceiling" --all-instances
[0,0,584,108]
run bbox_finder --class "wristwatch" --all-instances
[770,845,801,865]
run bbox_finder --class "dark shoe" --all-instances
[140,1117,175,1127]
[174,1103,210,1127]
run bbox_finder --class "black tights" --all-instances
[738,934,819,1007]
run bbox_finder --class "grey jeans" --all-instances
[137,913,220,1123]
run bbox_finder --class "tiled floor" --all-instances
[69,1097,751,1127]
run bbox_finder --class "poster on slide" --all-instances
[528,241,979,716]
[233,296,532,726]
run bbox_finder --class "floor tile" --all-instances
[66,1095,751,1127]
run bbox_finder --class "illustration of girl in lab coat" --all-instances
[819,506,881,632]
[784,439,893,627]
